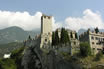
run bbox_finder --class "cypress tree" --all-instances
[54,30,59,45]
[75,33,78,39]
[52,32,55,45]
[70,32,73,38]
[60,28,70,44]
[60,28,65,43]
[52,30,60,46]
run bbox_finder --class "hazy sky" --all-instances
[0,0,104,31]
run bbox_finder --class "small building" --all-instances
[4,53,11,59]
[79,29,104,54]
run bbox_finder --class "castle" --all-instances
[24,14,104,55]
[79,29,104,54]
[39,14,79,55]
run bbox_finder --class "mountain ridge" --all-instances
[0,26,40,44]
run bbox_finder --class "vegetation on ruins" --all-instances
[80,42,91,57]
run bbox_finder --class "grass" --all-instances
[60,52,104,69]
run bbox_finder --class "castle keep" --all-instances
[40,14,52,48]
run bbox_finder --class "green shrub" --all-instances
[11,46,25,59]
[95,51,103,61]
[80,42,91,57]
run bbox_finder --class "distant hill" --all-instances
[0,26,40,44]
[78,29,86,35]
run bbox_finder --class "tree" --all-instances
[95,27,99,33]
[28,35,32,40]
[70,32,73,38]
[52,32,55,45]
[80,42,91,57]
[60,28,70,44]
[75,33,78,39]
[52,30,59,46]
[54,30,59,45]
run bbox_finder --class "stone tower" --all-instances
[40,14,52,48]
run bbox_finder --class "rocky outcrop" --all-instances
[22,37,81,69]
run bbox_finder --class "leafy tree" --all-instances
[80,42,91,57]
[60,28,70,44]
[95,27,99,33]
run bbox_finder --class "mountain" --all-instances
[78,29,86,35]
[0,26,40,44]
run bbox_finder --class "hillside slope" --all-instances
[0,26,39,44]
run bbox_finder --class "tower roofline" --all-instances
[42,14,52,18]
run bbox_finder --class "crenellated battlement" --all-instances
[41,14,52,19]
